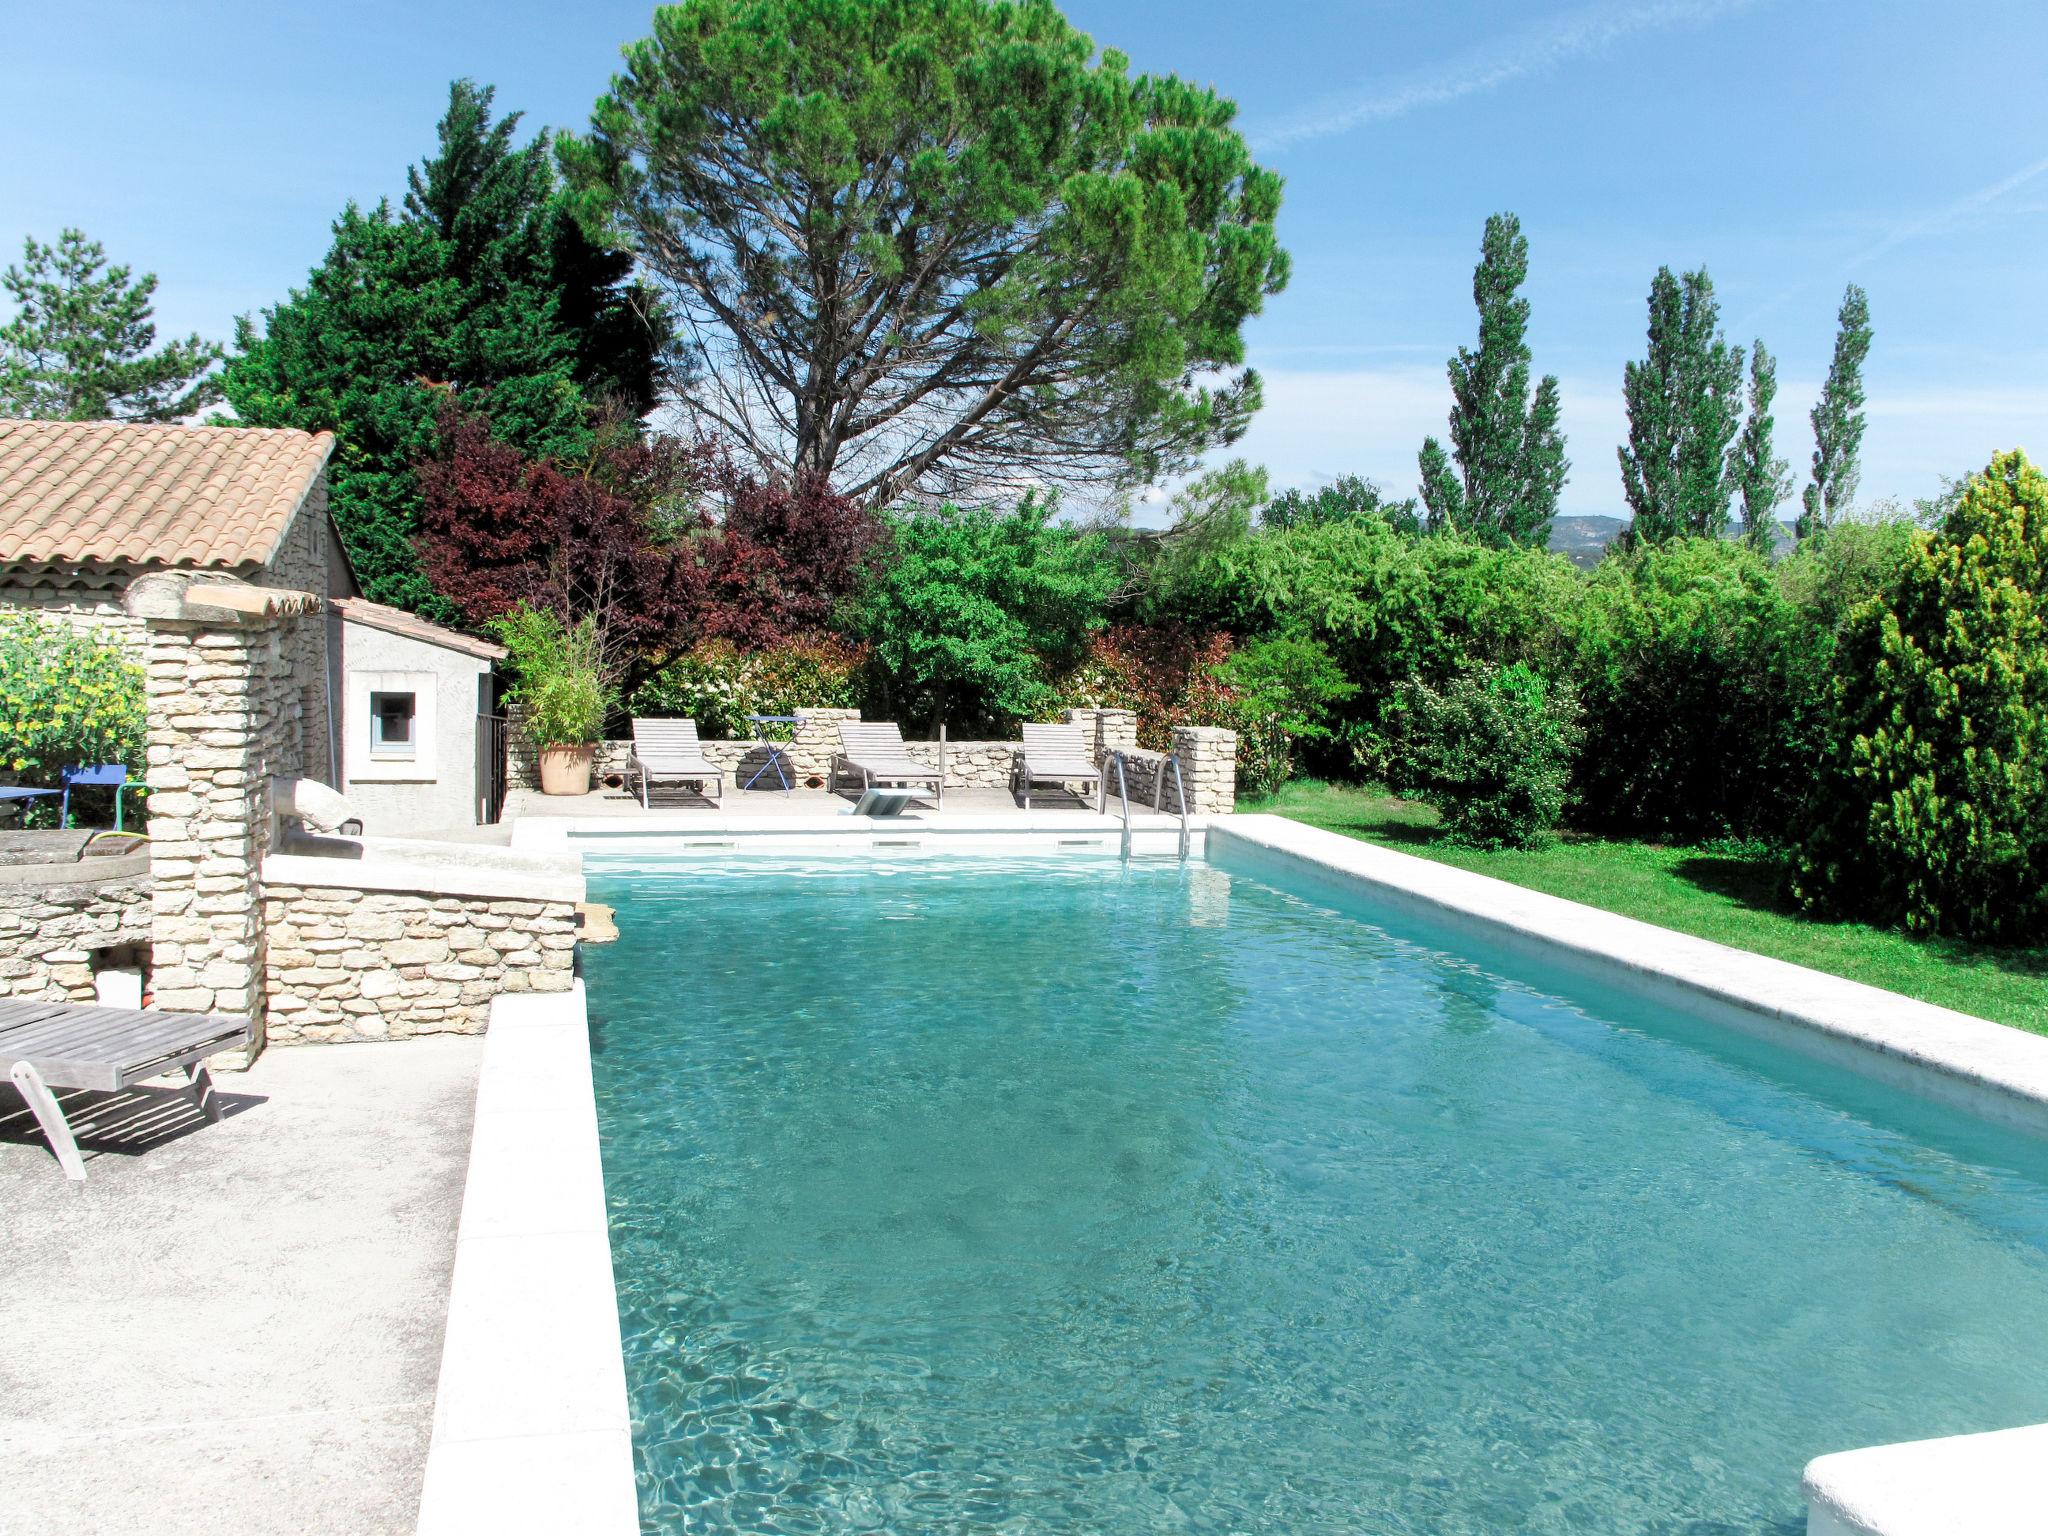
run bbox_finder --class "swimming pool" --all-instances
[584,850,2048,1534]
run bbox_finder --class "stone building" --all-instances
[0,418,349,783]
[0,419,505,832]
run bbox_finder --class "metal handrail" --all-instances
[1097,749,1190,860]
[1098,750,1133,858]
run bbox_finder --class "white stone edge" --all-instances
[414,981,638,1536]
[1206,814,2048,1535]
[510,809,1208,854]
[1210,815,2048,1136]
[262,839,585,905]
[1799,1422,2048,1536]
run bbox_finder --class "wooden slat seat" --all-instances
[629,717,724,807]
[831,722,943,808]
[1,1000,247,1181]
[1014,722,1101,809]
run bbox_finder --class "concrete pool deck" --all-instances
[0,1034,482,1535]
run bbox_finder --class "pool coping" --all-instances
[414,981,637,1536]
[509,808,1204,857]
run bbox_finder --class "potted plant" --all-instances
[495,605,614,796]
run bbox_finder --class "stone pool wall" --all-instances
[262,885,579,1043]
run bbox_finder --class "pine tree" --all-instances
[1416,213,1568,546]
[1798,283,1872,540]
[225,80,665,613]
[1732,340,1793,554]
[1618,266,1743,543]
[0,230,222,421]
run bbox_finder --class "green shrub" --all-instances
[1388,663,1584,849]
[0,611,146,783]
[848,498,1118,732]
[1795,449,2048,942]
[629,637,865,738]
[1567,538,1826,839]
[493,604,614,749]
[1141,516,1581,774]
[1775,514,1921,635]
[1213,632,1357,795]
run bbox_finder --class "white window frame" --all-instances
[347,669,437,783]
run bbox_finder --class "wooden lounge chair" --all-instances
[1,999,248,1181]
[629,718,724,807]
[1013,722,1103,809]
[831,722,943,809]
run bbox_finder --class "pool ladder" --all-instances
[1097,750,1192,860]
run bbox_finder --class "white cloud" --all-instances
[1255,0,1765,150]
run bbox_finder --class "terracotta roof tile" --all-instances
[0,419,334,575]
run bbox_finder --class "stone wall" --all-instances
[0,580,144,648]
[258,479,336,786]
[0,863,151,1001]
[514,701,1237,806]
[263,885,578,1044]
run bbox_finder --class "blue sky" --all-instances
[4,0,2043,521]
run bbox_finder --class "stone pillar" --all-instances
[1170,725,1238,814]
[791,707,860,783]
[1063,707,1137,760]
[131,576,316,1067]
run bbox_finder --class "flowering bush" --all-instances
[0,611,146,783]
[629,637,866,739]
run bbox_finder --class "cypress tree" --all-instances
[1417,213,1568,546]
[1618,266,1743,543]
[1798,283,1873,540]
[1732,340,1793,554]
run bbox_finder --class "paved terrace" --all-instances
[0,1035,481,1535]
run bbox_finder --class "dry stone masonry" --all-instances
[0,862,151,1001]
[132,577,314,1060]
[530,703,1239,805]
[263,886,577,1043]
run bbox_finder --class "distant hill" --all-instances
[1546,514,1794,567]
[1548,515,1627,568]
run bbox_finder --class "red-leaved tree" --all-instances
[417,408,717,687]
[417,407,887,688]
[699,466,887,644]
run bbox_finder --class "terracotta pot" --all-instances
[538,744,596,796]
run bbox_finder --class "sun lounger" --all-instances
[629,718,724,807]
[1013,722,1102,809]
[1,999,248,1181]
[830,722,943,809]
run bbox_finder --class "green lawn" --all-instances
[1242,780,2048,1036]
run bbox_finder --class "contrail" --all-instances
[1849,152,2048,268]
[1732,150,2048,336]
[1256,0,1766,150]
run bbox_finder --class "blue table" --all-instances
[0,786,59,824]
[742,715,802,792]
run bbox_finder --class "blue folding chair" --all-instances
[61,764,130,831]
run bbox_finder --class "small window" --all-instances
[370,691,417,759]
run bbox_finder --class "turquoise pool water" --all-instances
[585,852,2048,1535]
